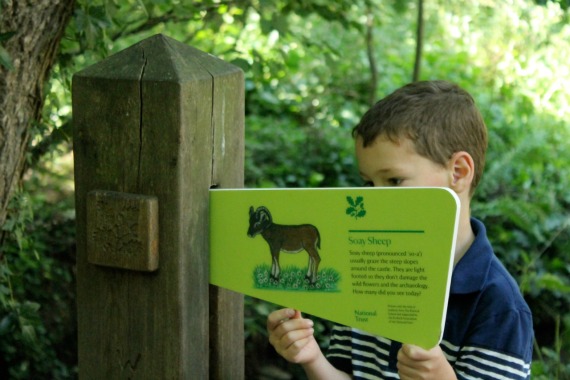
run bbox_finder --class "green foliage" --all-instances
[245,115,361,188]
[241,0,570,376]
[2,0,570,378]
[253,264,341,291]
[426,3,570,373]
[0,148,76,379]
[531,314,570,379]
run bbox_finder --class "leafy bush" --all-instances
[474,97,570,371]
[0,149,77,379]
[243,0,570,377]
[1,0,569,378]
[245,115,360,189]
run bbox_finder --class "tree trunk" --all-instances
[365,9,378,106]
[0,0,75,230]
[412,0,424,82]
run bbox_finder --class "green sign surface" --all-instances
[209,187,459,349]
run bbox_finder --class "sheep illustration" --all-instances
[247,206,321,285]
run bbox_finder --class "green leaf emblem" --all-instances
[346,196,366,220]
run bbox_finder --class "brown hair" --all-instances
[353,80,488,193]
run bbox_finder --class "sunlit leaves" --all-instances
[3,0,569,377]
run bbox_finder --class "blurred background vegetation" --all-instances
[1,0,569,378]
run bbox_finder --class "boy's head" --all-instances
[353,80,488,195]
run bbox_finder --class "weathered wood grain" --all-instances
[73,34,244,379]
[86,190,159,272]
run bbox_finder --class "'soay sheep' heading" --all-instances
[348,236,392,247]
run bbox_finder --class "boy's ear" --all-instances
[448,151,474,194]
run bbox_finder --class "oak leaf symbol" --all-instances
[346,196,366,220]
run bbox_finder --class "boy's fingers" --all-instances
[279,326,315,349]
[401,344,421,359]
[267,309,314,351]
[400,343,437,362]
[270,316,314,339]
[267,308,296,331]
[284,335,312,356]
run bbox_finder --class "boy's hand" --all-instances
[397,344,457,380]
[267,308,321,365]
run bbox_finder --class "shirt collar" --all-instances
[450,218,494,294]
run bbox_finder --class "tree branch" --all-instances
[111,1,241,42]
[365,8,378,106]
[412,0,424,82]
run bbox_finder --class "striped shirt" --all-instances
[327,218,533,379]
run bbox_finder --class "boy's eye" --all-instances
[362,180,374,187]
[387,178,403,186]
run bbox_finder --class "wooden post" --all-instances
[73,34,244,379]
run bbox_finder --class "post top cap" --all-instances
[74,34,242,82]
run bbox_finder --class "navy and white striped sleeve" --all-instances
[446,309,533,379]
[327,325,354,375]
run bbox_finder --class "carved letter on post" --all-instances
[86,190,159,272]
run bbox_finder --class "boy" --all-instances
[267,80,534,379]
